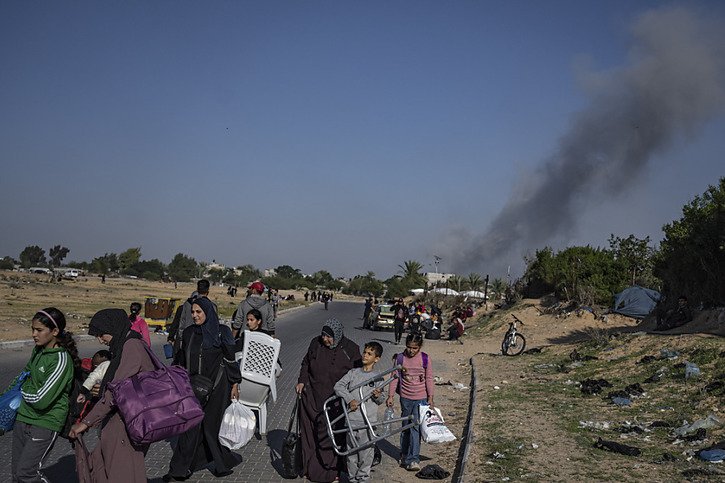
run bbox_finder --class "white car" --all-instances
[64,269,80,279]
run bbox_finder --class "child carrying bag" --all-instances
[281,393,303,479]
[107,343,204,445]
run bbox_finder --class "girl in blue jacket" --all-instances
[10,307,79,482]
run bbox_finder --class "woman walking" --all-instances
[163,297,241,481]
[10,307,78,483]
[296,319,361,482]
[68,308,155,482]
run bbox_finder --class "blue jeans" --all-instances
[400,397,426,465]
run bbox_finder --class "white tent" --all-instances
[432,287,459,296]
[409,288,425,295]
[462,290,487,299]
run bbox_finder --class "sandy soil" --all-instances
[0,270,339,341]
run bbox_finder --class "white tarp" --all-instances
[432,288,459,296]
[461,290,487,299]
[409,288,425,295]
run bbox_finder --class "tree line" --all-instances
[522,177,724,308]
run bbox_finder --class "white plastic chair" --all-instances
[235,330,281,435]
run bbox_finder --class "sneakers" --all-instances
[406,462,421,471]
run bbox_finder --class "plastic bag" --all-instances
[418,405,456,444]
[218,400,256,450]
[0,371,30,435]
[383,406,395,433]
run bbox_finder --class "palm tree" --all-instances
[491,278,507,299]
[448,275,465,292]
[398,260,425,285]
[466,273,482,291]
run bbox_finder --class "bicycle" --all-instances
[501,314,526,356]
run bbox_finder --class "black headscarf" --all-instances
[88,308,142,391]
[192,297,235,349]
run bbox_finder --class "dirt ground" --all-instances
[395,299,725,482]
[3,272,723,480]
[0,270,334,340]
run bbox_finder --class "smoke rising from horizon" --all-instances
[451,7,725,277]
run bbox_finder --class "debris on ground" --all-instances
[594,437,641,456]
[614,424,645,434]
[579,420,611,430]
[523,347,542,355]
[649,420,672,428]
[415,464,451,480]
[611,397,632,407]
[637,355,657,364]
[569,349,598,362]
[684,362,701,380]
[673,414,722,437]
[659,349,679,360]
[580,378,613,395]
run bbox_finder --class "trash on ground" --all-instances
[704,381,724,393]
[697,445,725,462]
[534,363,555,369]
[683,428,707,442]
[684,362,701,379]
[612,397,632,407]
[569,349,598,362]
[453,383,468,391]
[674,414,722,437]
[649,421,672,428]
[659,348,679,360]
[491,451,505,459]
[638,355,657,364]
[531,443,539,449]
[615,424,645,434]
[523,347,542,354]
[594,437,641,456]
[415,464,451,480]
[644,368,669,384]
[580,378,613,395]
[659,452,678,463]
[493,385,500,390]
[579,420,611,430]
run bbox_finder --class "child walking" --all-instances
[9,307,78,482]
[334,342,385,482]
[386,333,434,472]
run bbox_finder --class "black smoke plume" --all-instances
[451,7,725,276]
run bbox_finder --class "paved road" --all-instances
[0,300,401,482]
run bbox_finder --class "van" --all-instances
[64,269,80,279]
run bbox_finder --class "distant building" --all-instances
[263,268,277,277]
[424,272,456,286]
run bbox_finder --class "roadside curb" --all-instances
[0,302,316,349]
[452,356,478,482]
[0,334,97,350]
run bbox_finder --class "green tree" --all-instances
[91,253,119,274]
[654,177,724,307]
[19,245,46,268]
[344,272,384,296]
[397,260,425,286]
[490,278,507,300]
[168,253,198,282]
[609,234,657,286]
[447,275,465,292]
[466,273,483,291]
[275,265,303,280]
[118,247,142,274]
[208,267,226,284]
[130,259,165,280]
[20,245,46,268]
[48,245,70,267]
[0,257,15,270]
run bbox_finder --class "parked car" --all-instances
[63,269,80,279]
[367,303,395,331]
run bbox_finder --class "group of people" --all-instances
[297,320,434,482]
[304,291,334,305]
[7,283,439,483]
[8,277,281,482]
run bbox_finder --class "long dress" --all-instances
[168,325,242,477]
[297,336,361,482]
[80,338,154,482]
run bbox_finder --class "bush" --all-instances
[654,177,724,307]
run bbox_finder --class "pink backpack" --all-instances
[108,343,204,444]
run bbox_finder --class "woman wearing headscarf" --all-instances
[295,319,361,482]
[68,308,155,482]
[163,297,242,481]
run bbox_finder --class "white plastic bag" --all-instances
[418,404,456,444]
[219,400,256,450]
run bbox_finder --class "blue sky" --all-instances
[1,1,723,279]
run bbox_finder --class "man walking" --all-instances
[232,281,275,337]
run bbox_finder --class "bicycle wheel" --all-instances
[502,333,526,356]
